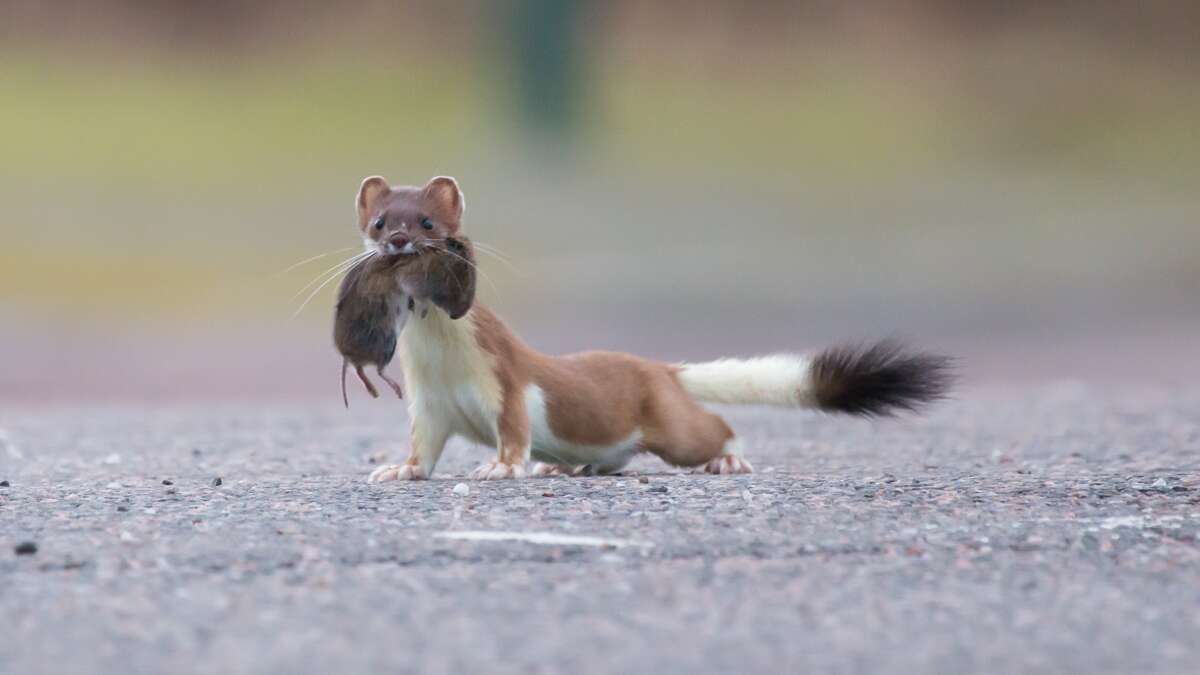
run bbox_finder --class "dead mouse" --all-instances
[334,242,477,406]
[333,253,409,407]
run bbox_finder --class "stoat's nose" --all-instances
[388,233,409,249]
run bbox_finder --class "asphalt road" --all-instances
[2,385,1198,675]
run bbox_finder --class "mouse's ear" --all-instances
[422,176,465,221]
[356,176,391,230]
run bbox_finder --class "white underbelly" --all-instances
[400,309,502,446]
[412,381,498,446]
[525,384,642,468]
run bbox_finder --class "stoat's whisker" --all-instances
[469,240,513,261]
[295,249,373,292]
[472,247,524,276]
[469,240,525,277]
[290,254,370,306]
[291,250,374,301]
[424,238,522,277]
[292,251,376,318]
[274,246,358,277]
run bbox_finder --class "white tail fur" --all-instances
[678,342,953,416]
[676,355,814,408]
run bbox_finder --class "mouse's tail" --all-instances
[341,358,350,409]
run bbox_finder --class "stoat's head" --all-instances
[355,175,465,258]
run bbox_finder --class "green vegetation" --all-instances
[2,46,1197,323]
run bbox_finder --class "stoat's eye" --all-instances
[373,216,385,230]
[420,217,434,231]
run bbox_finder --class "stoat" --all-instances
[360,175,953,482]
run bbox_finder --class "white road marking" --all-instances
[435,530,653,549]
[1032,515,1188,529]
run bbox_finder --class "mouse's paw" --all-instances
[704,454,754,475]
[367,463,427,483]
[470,460,527,480]
[530,462,576,477]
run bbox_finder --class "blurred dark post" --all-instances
[506,0,586,144]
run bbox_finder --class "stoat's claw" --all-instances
[531,462,576,477]
[704,455,754,475]
[470,461,527,480]
[368,463,426,482]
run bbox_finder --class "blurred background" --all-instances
[1,0,1197,404]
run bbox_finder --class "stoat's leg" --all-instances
[642,378,753,475]
[470,391,530,480]
[368,412,449,482]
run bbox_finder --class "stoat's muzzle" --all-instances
[382,233,415,257]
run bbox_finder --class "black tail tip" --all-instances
[809,340,955,417]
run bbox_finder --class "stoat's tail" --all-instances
[676,340,953,416]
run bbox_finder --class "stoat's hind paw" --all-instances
[368,463,426,482]
[704,455,754,475]
[531,462,576,477]
[470,461,527,480]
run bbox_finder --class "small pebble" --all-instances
[0,480,9,487]
[166,488,177,495]
[638,476,649,484]
[542,491,556,498]
[212,477,223,487]
[452,483,470,497]
[192,448,202,456]
[647,485,669,494]
[162,479,173,486]
[116,505,129,512]
[14,542,38,556]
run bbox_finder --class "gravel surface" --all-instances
[2,385,1199,674]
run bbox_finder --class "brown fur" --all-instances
[357,175,463,244]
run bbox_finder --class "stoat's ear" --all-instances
[422,176,465,221]
[356,176,391,230]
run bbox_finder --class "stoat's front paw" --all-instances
[704,455,754,475]
[470,461,527,480]
[368,463,426,483]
